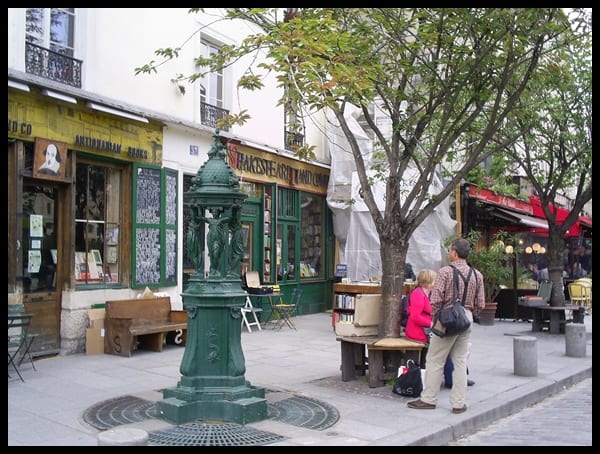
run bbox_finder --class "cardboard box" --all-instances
[88,308,105,329]
[86,328,105,355]
[86,309,105,355]
[335,321,378,337]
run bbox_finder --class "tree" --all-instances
[503,10,592,306]
[138,8,579,337]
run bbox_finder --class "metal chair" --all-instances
[241,295,263,333]
[271,287,302,330]
[8,313,37,382]
[569,281,592,314]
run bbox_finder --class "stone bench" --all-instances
[104,296,187,357]
[530,304,585,334]
[336,335,428,388]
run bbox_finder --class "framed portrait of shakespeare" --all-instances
[33,138,70,181]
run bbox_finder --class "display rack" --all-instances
[332,283,382,336]
[300,204,322,278]
[263,188,272,282]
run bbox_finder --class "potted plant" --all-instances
[461,231,515,325]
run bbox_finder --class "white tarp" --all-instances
[327,109,456,281]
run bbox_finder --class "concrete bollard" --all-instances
[98,427,149,446]
[565,323,587,357]
[513,336,537,377]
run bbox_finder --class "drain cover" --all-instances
[82,395,158,430]
[149,421,285,446]
[268,395,339,430]
[82,391,339,445]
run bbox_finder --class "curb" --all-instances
[409,366,592,446]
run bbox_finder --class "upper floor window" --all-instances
[25,8,81,87]
[200,38,223,108]
[199,38,229,129]
[26,8,75,56]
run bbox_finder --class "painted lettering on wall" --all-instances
[8,119,33,136]
[74,135,150,160]
[75,135,122,154]
[127,147,149,160]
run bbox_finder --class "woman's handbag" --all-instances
[431,267,473,337]
[392,359,423,397]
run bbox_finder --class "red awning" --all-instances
[579,215,592,228]
[463,184,591,238]
[528,197,588,237]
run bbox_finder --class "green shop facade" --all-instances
[182,138,335,318]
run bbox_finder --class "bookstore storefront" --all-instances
[8,87,168,355]
[182,139,335,315]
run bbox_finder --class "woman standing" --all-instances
[405,269,436,343]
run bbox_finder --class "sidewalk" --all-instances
[8,312,592,446]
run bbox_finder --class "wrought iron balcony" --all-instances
[25,42,82,88]
[200,102,229,131]
[285,130,305,151]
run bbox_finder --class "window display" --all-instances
[300,192,323,278]
[75,162,121,284]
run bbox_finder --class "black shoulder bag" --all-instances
[431,266,473,337]
[392,359,423,397]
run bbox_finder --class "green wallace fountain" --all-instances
[157,131,267,425]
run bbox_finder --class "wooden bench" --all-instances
[104,297,187,357]
[530,304,586,334]
[336,335,428,388]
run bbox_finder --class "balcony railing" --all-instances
[25,42,82,88]
[285,130,305,151]
[200,102,229,131]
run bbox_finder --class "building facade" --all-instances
[8,8,334,356]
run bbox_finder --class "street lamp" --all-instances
[526,242,546,265]
[505,244,518,319]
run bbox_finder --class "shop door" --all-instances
[276,222,299,283]
[21,182,62,357]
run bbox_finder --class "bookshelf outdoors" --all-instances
[332,283,382,336]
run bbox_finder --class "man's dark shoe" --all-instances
[467,379,475,386]
[452,404,467,414]
[407,399,436,410]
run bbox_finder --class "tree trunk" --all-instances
[378,237,409,338]
[548,227,567,307]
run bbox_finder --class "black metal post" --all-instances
[512,253,518,320]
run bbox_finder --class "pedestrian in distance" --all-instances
[407,237,485,414]
[404,262,416,281]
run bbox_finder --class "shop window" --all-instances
[75,162,121,284]
[300,192,323,278]
[276,188,299,282]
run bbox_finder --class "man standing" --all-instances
[407,237,485,414]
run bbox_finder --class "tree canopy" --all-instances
[138,8,585,336]
[504,10,592,305]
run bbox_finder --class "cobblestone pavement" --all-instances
[447,377,592,446]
